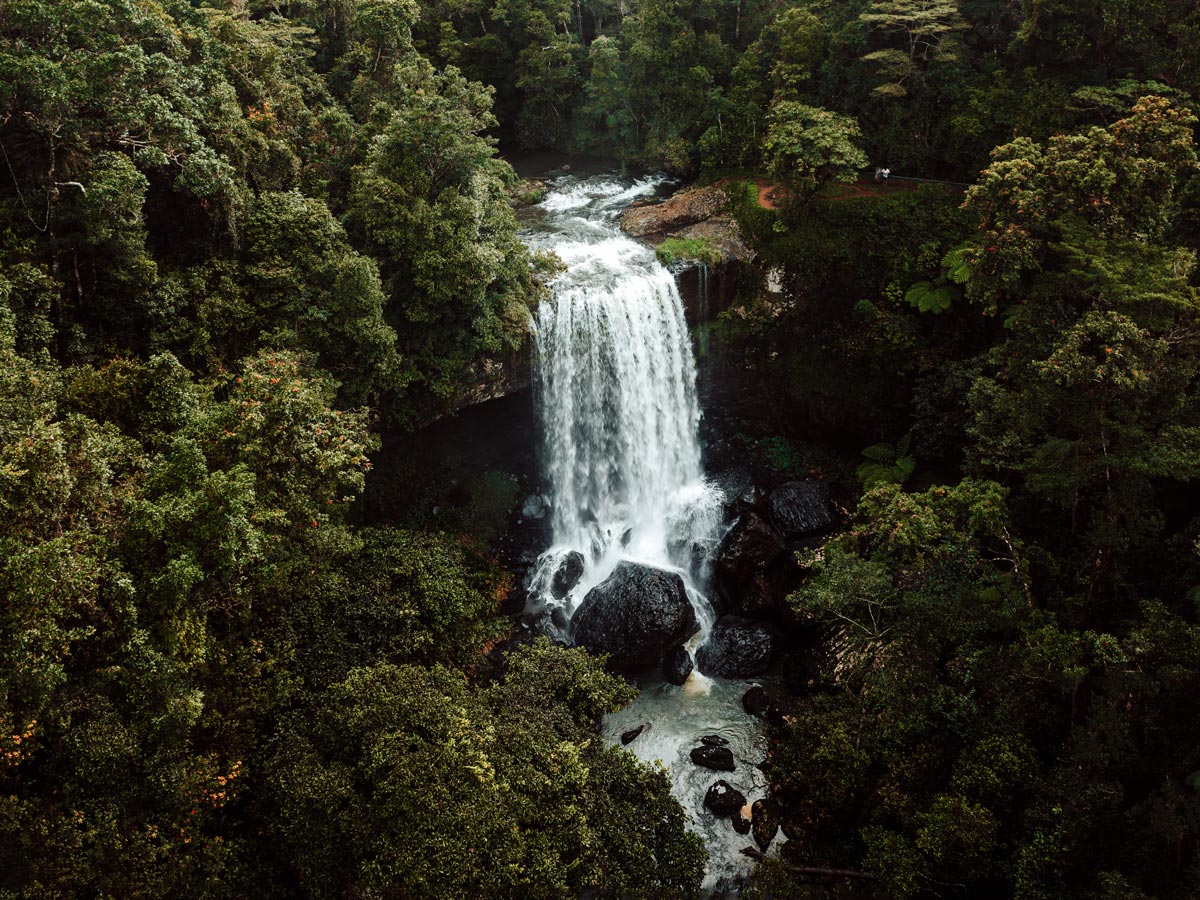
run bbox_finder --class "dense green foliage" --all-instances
[0,2,702,897]
[5,1,1200,898]
[0,0,540,421]
[412,0,1200,176]
[715,15,1200,898]
[0,323,703,899]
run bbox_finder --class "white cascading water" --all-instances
[521,172,779,893]
[526,175,723,622]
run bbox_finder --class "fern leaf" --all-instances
[862,443,895,463]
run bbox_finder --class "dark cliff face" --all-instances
[406,340,533,429]
[674,259,743,327]
[446,343,534,415]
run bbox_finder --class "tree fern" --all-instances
[857,433,917,487]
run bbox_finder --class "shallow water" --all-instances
[601,674,784,894]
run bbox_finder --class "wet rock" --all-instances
[573,561,698,671]
[736,486,769,517]
[714,511,785,617]
[704,780,746,817]
[696,616,775,679]
[732,813,752,835]
[522,493,550,520]
[669,216,754,266]
[710,468,769,519]
[742,686,771,719]
[620,184,729,237]
[701,735,729,747]
[690,745,736,772]
[550,551,585,599]
[620,724,646,745]
[767,479,832,540]
[752,798,781,851]
[663,645,693,685]
[711,467,753,506]
[509,178,548,207]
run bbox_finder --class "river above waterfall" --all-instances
[519,171,781,894]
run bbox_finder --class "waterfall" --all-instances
[520,171,773,893]
[525,174,723,624]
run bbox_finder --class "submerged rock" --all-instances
[742,686,771,719]
[620,724,646,745]
[701,735,729,747]
[572,561,698,671]
[751,799,781,851]
[767,479,832,539]
[704,780,746,817]
[550,550,585,599]
[696,616,775,679]
[690,745,736,772]
[714,511,786,616]
[663,645,693,685]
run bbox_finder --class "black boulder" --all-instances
[550,550,585,599]
[704,780,746,817]
[572,561,698,671]
[696,616,775,679]
[742,686,771,718]
[713,511,785,616]
[690,745,735,771]
[663,645,693,685]
[767,479,832,539]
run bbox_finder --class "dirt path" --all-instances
[710,173,967,211]
[757,181,780,209]
[708,176,783,210]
